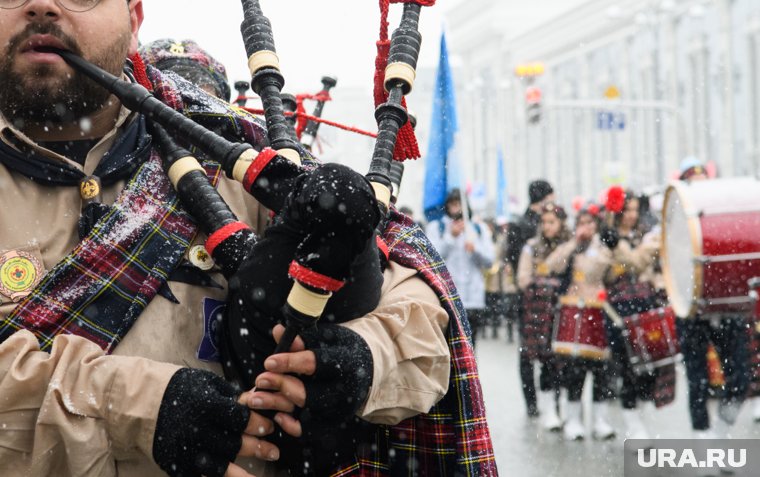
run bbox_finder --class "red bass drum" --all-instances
[662,178,760,318]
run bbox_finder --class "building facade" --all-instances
[447,0,760,212]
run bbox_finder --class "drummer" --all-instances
[545,204,616,440]
[674,159,751,439]
[602,188,668,441]
[516,203,571,429]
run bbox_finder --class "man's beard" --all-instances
[0,22,131,126]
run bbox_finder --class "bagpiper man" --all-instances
[0,0,497,476]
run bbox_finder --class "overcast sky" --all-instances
[139,1,462,93]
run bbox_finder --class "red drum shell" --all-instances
[553,304,609,360]
[663,178,760,318]
[623,306,680,375]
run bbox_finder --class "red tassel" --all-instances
[373,0,431,162]
[129,53,152,91]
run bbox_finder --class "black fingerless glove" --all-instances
[274,324,375,476]
[299,324,374,422]
[153,369,249,477]
[600,227,620,250]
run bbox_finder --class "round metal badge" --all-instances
[189,245,215,271]
[79,178,101,200]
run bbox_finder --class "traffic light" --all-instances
[525,86,542,125]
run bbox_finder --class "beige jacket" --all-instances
[606,231,660,285]
[545,235,650,304]
[0,110,450,476]
[517,236,559,291]
[627,230,664,290]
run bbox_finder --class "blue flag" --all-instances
[496,147,507,217]
[423,32,459,222]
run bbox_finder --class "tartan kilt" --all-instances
[520,278,560,361]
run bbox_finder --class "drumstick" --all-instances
[602,301,625,328]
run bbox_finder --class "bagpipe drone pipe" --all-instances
[42,0,425,392]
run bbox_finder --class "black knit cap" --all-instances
[528,179,554,204]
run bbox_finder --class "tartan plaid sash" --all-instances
[0,153,219,353]
[332,209,498,476]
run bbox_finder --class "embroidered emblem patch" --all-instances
[612,263,627,277]
[197,297,225,362]
[0,250,43,302]
[189,245,215,271]
[536,262,550,277]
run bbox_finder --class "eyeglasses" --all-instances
[0,0,103,13]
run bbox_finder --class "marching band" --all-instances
[477,160,760,444]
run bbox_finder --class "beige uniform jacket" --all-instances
[0,110,450,476]
[627,230,663,289]
[516,237,557,292]
[545,235,650,304]
[606,231,659,285]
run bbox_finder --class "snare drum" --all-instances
[553,298,609,359]
[623,306,681,375]
[662,178,760,318]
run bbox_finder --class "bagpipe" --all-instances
[233,75,340,149]
[42,0,427,391]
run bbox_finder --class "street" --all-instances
[476,329,760,477]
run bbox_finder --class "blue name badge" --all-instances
[197,297,226,362]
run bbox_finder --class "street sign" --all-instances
[597,111,625,130]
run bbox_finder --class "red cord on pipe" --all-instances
[243,108,378,139]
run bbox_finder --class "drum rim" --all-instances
[662,181,703,318]
[559,295,604,308]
